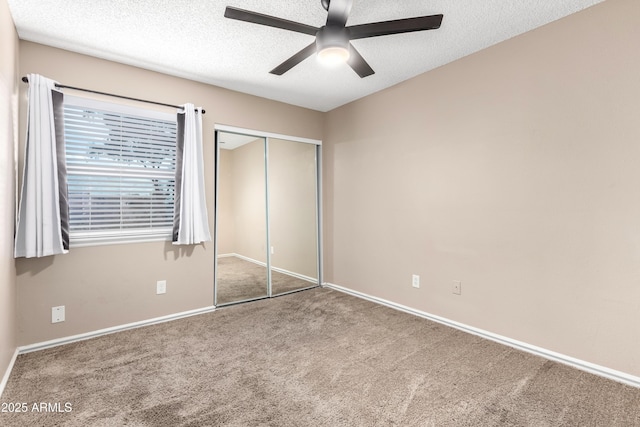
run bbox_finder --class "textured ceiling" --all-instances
[7,0,604,112]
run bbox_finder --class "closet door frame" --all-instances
[213,124,322,307]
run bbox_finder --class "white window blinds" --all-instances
[63,95,177,245]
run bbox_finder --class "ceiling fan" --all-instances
[224,0,443,78]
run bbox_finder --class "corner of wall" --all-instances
[0,0,19,396]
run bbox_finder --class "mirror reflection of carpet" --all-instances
[216,256,314,305]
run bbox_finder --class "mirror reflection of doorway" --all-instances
[214,128,321,306]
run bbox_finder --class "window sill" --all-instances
[69,232,172,248]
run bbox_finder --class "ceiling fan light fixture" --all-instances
[317,46,350,67]
[316,25,351,67]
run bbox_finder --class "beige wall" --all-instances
[0,0,18,386]
[16,42,323,345]
[324,0,640,377]
[229,139,268,263]
[216,149,235,255]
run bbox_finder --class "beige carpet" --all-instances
[216,256,316,305]
[2,288,639,426]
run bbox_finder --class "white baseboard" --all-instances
[271,266,317,284]
[0,348,19,398]
[231,253,267,267]
[224,253,318,284]
[323,282,640,389]
[13,283,638,391]
[18,305,216,354]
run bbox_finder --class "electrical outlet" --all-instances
[412,274,420,289]
[453,280,462,295]
[156,280,167,295]
[271,246,274,255]
[52,306,65,323]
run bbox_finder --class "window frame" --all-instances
[63,94,178,248]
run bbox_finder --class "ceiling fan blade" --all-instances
[270,42,317,75]
[326,0,353,27]
[348,14,443,40]
[225,6,318,36]
[347,44,374,78]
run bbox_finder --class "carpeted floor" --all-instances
[216,256,316,305]
[2,288,639,426]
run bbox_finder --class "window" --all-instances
[63,95,177,246]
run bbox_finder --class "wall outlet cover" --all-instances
[52,306,65,323]
[412,274,420,288]
[453,280,462,295]
[157,280,167,295]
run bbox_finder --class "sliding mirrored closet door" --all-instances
[215,130,321,306]
[215,133,269,305]
[268,138,319,296]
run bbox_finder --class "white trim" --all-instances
[232,253,267,267]
[69,233,171,248]
[18,305,216,355]
[222,253,317,283]
[271,266,317,284]
[213,129,221,307]
[216,253,235,258]
[265,137,273,297]
[316,145,323,287]
[0,348,19,398]
[214,124,322,146]
[322,282,640,389]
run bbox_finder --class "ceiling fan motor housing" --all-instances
[316,25,350,53]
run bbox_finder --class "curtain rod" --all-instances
[21,76,205,114]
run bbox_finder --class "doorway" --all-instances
[214,126,322,306]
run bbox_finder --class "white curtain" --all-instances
[15,74,69,258]
[173,103,211,245]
